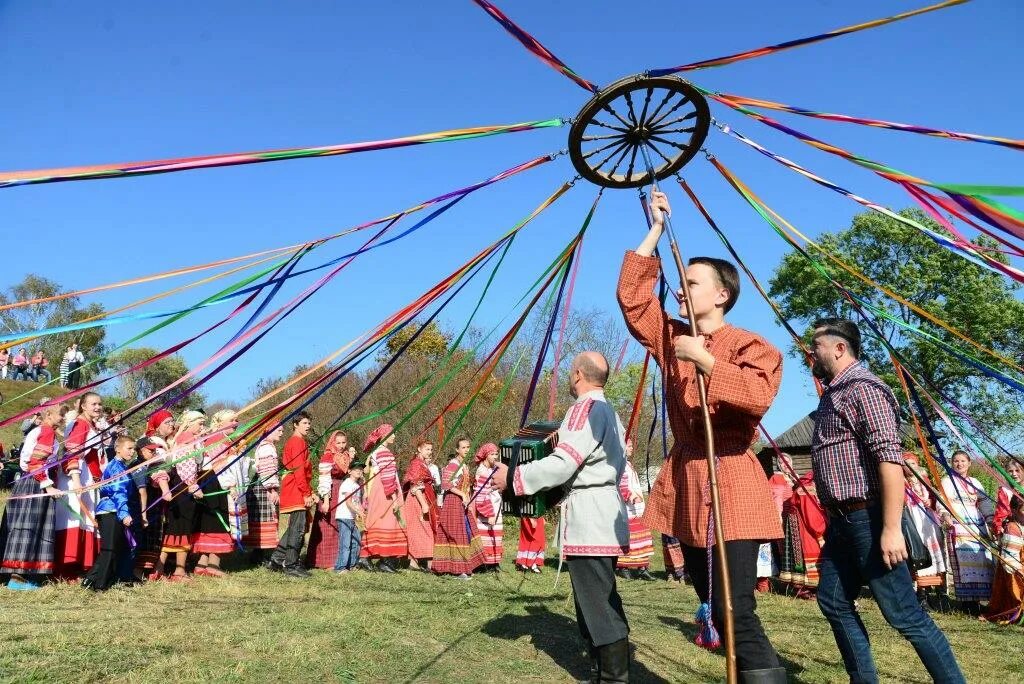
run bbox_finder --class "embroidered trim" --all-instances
[513,468,525,497]
[568,399,594,431]
[563,544,630,555]
[557,442,585,466]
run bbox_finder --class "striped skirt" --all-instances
[476,508,503,566]
[617,503,653,570]
[433,493,483,575]
[661,534,685,579]
[243,484,279,550]
[516,516,546,567]
[192,489,234,554]
[306,479,342,569]
[0,477,56,576]
[948,528,993,601]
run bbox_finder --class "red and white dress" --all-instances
[402,456,438,560]
[616,462,654,570]
[474,464,504,566]
[361,448,407,559]
[54,417,103,578]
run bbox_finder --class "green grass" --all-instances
[0,379,53,453]
[0,511,1017,684]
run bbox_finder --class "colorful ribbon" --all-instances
[469,0,598,93]
[0,119,564,188]
[712,91,1024,152]
[648,0,969,75]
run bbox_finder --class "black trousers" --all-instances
[271,510,306,568]
[681,540,780,672]
[84,513,126,591]
[567,556,630,648]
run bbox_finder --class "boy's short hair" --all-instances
[292,411,311,426]
[115,435,136,450]
[689,257,741,314]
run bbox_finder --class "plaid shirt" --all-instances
[811,362,904,508]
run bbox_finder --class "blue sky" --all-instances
[2,1,1022,436]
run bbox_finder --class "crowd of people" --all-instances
[0,343,85,388]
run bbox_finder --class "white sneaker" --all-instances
[530,564,542,574]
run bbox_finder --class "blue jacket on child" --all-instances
[95,458,134,522]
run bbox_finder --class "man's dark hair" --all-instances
[689,257,741,314]
[292,411,311,426]
[813,318,862,359]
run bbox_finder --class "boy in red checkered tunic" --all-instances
[617,190,786,683]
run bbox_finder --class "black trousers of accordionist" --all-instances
[567,555,630,647]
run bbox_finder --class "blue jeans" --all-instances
[334,519,361,570]
[817,505,965,684]
[33,367,52,382]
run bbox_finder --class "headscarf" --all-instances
[324,430,352,473]
[146,409,174,437]
[172,410,206,447]
[475,442,498,464]
[363,423,393,453]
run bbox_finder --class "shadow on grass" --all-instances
[658,615,817,683]
[483,604,670,683]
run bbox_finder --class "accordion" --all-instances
[499,420,562,517]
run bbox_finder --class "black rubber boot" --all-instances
[578,645,600,684]
[739,667,788,683]
[597,639,629,683]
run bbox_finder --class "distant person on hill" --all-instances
[10,348,30,382]
[30,350,51,383]
[0,347,9,379]
[66,343,85,389]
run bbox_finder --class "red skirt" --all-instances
[306,479,342,569]
[516,516,545,567]
[362,479,407,559]
[192,531,234,554]
[402,491,435,560]
[617,509,654,569]
[433,492,483,575]
[53,528,97,580]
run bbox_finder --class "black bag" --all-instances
[901,507,933,571]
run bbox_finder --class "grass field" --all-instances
[0,517,1018,684]
[0,379,51,455]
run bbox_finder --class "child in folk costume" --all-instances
[360,424,407,572]
[401,439,438,571]
[984,495,1024,625]
[82,436,137,591]
[515,517,546,574]
[615,439,655,581]
[55,392,105,579]
[473,443,505,572]
[433,438,485,578]
[334,460,367,573]
[243,425,284,561]
[306,431,349,569]
[192,411,239,577]
[267,412,318,579]
[0,404,64,589]
[161,410,206,582]
[120,437,160,583]
[496,352,631,681]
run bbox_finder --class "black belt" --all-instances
[826,499,876,518]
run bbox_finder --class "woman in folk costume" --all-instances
[903,455,948,600]
[54,392,105,579]
[160,410,206,581]
[516,517,546,574]
[191,410,240,576]
[615,439,655,581]
[758,454,794,593]
[984,494,1024,625]
[0,404,64,589]
[433,437,484,578]
[360,424,407,573]
[135,411,175,578]
[243,424,284,561]
[940,450,993,606]
[306,431,350,569]
[992,457,1024,536]
[402,439,439,571]
[778,470,827,597]
[473,443,505,572]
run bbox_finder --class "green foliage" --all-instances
[769,208,1024,443]
[105,347,204,411]
[0,274,106,384]
[381,320,451,363]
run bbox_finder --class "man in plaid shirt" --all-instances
[810,318,963,684]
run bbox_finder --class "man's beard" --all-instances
[811,358,831,381]
[568,381,578,399]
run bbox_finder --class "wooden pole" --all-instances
[639,147,737,683]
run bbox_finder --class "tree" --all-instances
[769,208,1024,444]
[106,347,205,411]
[0,274,106,382]
[381,320,451,363]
